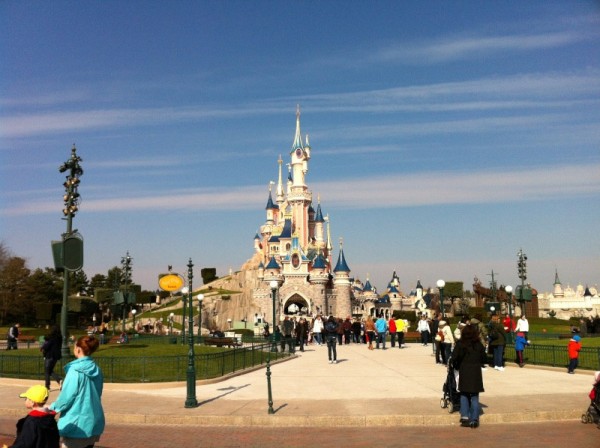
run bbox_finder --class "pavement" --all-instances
[0,341,595,430]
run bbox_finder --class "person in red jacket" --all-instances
[567,334,582,374]
[388,317,397,347]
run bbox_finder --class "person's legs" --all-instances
[459,393,470,424]
[469,393,480,424]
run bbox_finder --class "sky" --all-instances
[1,1,599,297]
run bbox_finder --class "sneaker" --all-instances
[497,366,505,371]
[460,419,470,427]
[333,360,337,364]
[328,360,332,364]
[469,420,479,429]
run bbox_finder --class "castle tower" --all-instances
[553,269,564,298]
[333,239,352,317]
[288,105,312,248]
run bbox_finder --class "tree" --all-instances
[89,273,108,297]
[0,256,32,325]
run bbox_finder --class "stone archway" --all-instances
[283,293,310,316]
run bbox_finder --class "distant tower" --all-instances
[553,269,564,298]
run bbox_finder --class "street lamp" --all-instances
[184,258,198,408]
[505,285,513,318]
[121,252,132,333]
[58,145,84,359]
[169,312,174,335]
[437,279,446,318]
[269,280,279,352]
[181,286,189,344]
[132,309,137,332]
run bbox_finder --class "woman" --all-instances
[364,316,376,350]
[41,325,63,390]
[324,316,339,363]
[450,323,487,428]
[49,335,105,448]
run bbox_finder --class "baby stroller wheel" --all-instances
[448,402,455,413]
[440,398,447,408]
[581,413,589,423]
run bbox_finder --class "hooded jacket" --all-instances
[12,409,59,448]
[49,356,105,439]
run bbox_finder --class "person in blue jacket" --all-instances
[514,332,530,367]
[49,335,104,448]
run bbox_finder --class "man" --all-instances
[342,316,353,344]
[375,314,388,349]
[7,322,20,350]
[395,317,408,348]
[296,317,307,352]
[488,314,507,371]
[388,316,397,347]
[417,314,430,346]
[281,316,295,353]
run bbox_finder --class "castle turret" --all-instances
[333,240,352,317]
[553,269,564,298]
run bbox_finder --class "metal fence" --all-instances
[0,341,287,383]
[504,344,600,371]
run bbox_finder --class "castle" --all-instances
[199,108,429,332]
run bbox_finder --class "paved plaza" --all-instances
[1,342,598,446]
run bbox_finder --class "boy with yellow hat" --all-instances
[3,385,59,448]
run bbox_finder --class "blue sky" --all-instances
[1,1,599,296]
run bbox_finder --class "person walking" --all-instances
[10,384,59,448]
[342,317,352,344]
[488,314,507,371]
[439,320,455,365]
[49,335,105,448]
[568,334,582,374]
[365,316,376,350]
[417,314,430,346]
[395,317,408,348]
[375,314,388,349]
[388,316,397,348]
[41,325,63,391]
[7,323,20,350]
[514,331,530,367]
[281,316,295,353]
[514,315,529,340]
[450,323,487,428]
[296,317,307,352]
[312,315,324,346]
[324,316,339,364]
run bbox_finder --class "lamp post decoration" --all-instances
[132,309,137,332]
[58,145,84,359]
[184,257,198,408]
[169,312,174,335]
[437,279,446,318]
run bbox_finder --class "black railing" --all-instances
[0,341,287,383]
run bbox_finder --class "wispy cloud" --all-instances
[3,71,599,139]
[374,30,594,65]
[3,163,598,217]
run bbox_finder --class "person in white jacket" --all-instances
[438,321,455,365]
[514,315,529,339]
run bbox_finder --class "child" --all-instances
[4,385,59,448]
[514,332,530,367]
[567,334,582,374]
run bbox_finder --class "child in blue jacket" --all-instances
[514,332,530,367]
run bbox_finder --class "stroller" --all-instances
[581,373,600,428]
[440,365,461,413]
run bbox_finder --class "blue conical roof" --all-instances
[279,219,292,238]
[265,256,280,270]
[312,253,326,269]
[333,247,350,273]
[265,191,278,210]
[315,203,325,222]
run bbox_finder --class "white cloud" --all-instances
[3,163,598,217]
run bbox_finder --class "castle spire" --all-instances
[291,104,303,152]
[276,155,284,203]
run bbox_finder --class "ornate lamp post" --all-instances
[184,258,198,408]
[269,280,279,352]
[181,287,189,344]
[505,285,513,319]
[517,249,527,315]
[169,312,174,335]
[437,279,446,318]
[58,145,84,359]
[121,252,132,333]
